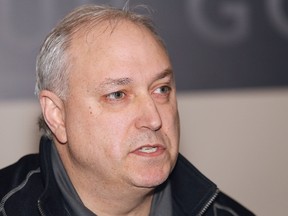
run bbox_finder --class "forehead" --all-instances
[67,20,171,85]
[69,19,167,57]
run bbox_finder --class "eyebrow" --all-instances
[97,68,174,91]
[153,68,174,82]
[99,77,133,88]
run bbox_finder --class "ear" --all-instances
[39,90,67,144]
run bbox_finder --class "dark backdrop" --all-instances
[0,0,287,100]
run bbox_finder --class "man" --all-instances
[0,4,254,216]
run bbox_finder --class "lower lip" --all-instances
[131,147,165,157]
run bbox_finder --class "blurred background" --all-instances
[0,0,287,215]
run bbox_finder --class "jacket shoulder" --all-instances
[0,154,40,196]
[170,154,255,215]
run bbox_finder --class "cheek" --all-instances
[162,102,180,128]
[87,111,133,156]
[64,101,102,149]
[161,104,180,147]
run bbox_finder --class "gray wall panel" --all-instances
[1,0,287,99]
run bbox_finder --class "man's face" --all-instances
[61,21,180,190]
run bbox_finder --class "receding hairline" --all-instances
[69,17,166,49]
[66,9,167,53]
[56,4,161,43]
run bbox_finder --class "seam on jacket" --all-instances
[0,167,41,216]
[213,203,239,216]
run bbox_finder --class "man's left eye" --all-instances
[106,91,125,100]
[154,86,171,95]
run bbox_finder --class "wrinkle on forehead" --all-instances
[70,19,168,58]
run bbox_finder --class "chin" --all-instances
[132,168,171,189]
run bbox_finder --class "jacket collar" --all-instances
[38,136,67,216]
[38,137,218,216]
[170,154,218,215]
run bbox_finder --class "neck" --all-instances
[56,144,155,216]
[72,172,154,216]
[81,186,154,216]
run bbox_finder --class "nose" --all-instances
[135,95,162,131]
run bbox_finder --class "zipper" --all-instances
[38,200,46,216]
[197,188,220,216]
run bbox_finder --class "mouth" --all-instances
[131,145,165,157]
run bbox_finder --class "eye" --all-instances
[106,91,126,100]
[154,86,171,96]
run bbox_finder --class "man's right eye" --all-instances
[106,91,126,100]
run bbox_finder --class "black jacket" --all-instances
[0,137,254,215]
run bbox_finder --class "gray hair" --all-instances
[35,4,167,138]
